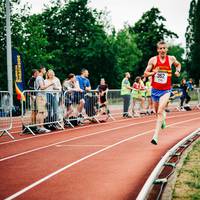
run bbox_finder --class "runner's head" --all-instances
[157,41,168,58]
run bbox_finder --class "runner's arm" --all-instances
[171,56,181,77]
[144,57,158,77]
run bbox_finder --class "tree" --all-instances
[114,28,142,81]
[39,0,119,88]
[168,45,186,84]
[185,0,196,64]
[185,0,200,84]
[191,0,200,84]
[0,0,22,90]
[129,8,178,75]
[17,14,53,85]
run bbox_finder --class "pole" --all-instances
[6,0,13,107]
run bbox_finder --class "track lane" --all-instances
[1,112,199,160]
[0,112,199,199]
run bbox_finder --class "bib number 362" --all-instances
[154,72,167,84]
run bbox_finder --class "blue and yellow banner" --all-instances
[12,48,25,101]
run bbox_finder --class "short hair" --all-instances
[125,72,130,77]
[31,69,38,76]
[68,73,75,79]
[81,68,88,74]
[39,65,45,72]
[157,40,167,48]
[135,76,141,83]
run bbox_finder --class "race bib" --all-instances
[154,72,167,84]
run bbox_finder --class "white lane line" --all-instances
[1,112,200,162]
[4,117,200,200]
[0,115,140,145]
[55,144,109,147]
[0,111,199,145]
[0,118,155,161]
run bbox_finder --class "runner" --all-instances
[144,41,181,145]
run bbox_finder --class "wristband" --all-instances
[152,71,156,75]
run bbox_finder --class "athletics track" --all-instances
[0,110,200,200]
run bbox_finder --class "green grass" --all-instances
[172,139,200,200]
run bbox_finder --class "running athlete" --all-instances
[144,41,181,145]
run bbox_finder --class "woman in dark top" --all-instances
[98,78,108,105]
[97,78,109,115]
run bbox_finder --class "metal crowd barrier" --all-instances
[21,90,64,135]
[173,87,200,111]
[191,88,200,110]
[107,88,200,117]
[0,91,14,139]
[20,88,200,134]
[63,90,114,127]
[107,89,124,117]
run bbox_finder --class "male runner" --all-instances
[144,41,181,145]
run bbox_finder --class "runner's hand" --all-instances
[174,71,180,77]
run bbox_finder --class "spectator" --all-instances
[180,78,191,110]
[140,75,147,114]
[44,69,62,123]
[27,69,38,90]
[97,78,109,115]
[75,68,91,117]
[145,77,154,114]
[34,66,54,133]
[187,78,194,91]
[121,72,132,118]
[132,76,142,117]
[63,73,83,118]
[27,69,38,124]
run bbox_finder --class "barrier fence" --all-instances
[22,90,64,135]
[0,88,200,137]
[0,91,14,139]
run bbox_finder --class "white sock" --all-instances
[153,119,162,139]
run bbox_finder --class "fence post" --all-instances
[0,91,14,139]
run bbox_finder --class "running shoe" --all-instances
[151,137,158,145]
[161,119,166,129]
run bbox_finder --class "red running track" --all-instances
[0,111,200,200]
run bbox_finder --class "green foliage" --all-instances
[191,0,200,84]
[168,45,186,83]
[129,7,178,75]
[186,0,200,85]
[0,0,7,90]
[114,28,142,81]
[1,1,189,92]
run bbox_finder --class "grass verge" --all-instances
[172,139,200,200]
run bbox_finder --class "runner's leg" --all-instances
[151,92,170,145]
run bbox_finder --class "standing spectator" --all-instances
[180,78,191,110]
[34,66,54,133]
[145,77,154,114]
[44,69,62,122]
[140,75,147,114]
[76,68,91,117]
[132,76,142,117]
[27,69,38,90]
[27,69,38,124]
[121,72,132,118]
[97,78,109,114]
